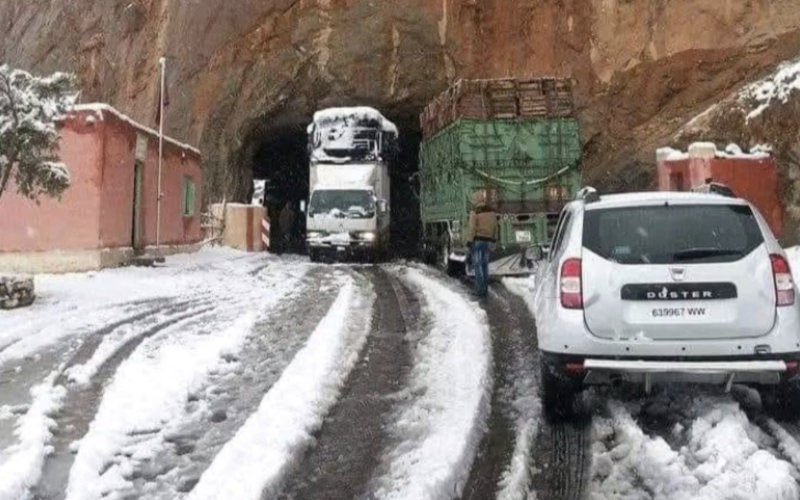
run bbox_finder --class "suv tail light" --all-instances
[770,254,795,307]
[560,258,583,309]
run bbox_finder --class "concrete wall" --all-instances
[214,203,266,252]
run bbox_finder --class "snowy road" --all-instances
[3,250,800,499]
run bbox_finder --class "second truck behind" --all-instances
[418,77,582,275]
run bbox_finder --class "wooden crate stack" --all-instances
[421,77,575,139]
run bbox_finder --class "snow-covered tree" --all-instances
[0,65,76,204]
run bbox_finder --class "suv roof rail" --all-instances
[576,186,600,203]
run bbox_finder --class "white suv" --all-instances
[533,189,800,417]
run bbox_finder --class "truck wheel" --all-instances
[540,361,582,421]
[440,237,462,277]
[761,377,800,420]
[309,249,321,263]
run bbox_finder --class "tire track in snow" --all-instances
[277,266,420,500]
[184,269,374,500]
[33,299,216,500]
[121,267,346,499]
[461,285,541,500]
[369,266,492,500]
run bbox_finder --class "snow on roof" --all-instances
[740,58,800,120]
[69,103,201,156]
[657,142,771,162]
[310,106,398,135]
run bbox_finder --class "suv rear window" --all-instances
[583,204,764,264]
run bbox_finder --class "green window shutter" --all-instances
[182,176,195,216]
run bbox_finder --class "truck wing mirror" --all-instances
[300,200,307,213]
[378,200,388,213]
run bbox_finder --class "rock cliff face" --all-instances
[2,0,800,203]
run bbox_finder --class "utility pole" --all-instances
[155,56,166,252]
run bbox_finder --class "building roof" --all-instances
[69,103,201,156]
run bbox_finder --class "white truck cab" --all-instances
[306,163,390,262]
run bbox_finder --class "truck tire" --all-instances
[309,248,322,263]
[541,360,582,421]
[440,236,462,277]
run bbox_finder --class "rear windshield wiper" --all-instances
[672,248,743,261]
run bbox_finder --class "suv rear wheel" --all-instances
[760,377,800,420]
[540,358,583,420]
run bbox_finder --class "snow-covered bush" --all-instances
[0,64,76,203]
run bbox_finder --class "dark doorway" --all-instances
[131,161,144,251]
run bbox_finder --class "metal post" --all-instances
[156,57,166,251]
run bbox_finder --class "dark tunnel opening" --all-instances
[244,111,422,258]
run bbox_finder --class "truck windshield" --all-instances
[309,190,375,218]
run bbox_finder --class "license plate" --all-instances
[515,230,532,243]
[650,306,708,318]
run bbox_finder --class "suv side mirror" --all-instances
[299,200,307,213]
[378,200,388,214]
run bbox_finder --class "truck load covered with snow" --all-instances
[307,107,398,164]
[306,107,395,262]
[656,142,783,237]
[418,77,582,276]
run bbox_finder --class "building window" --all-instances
[182,176,196,217]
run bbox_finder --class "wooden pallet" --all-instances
[421,77,575,139]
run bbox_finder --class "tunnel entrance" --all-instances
[241,111,422,258]
[249,122,309,254]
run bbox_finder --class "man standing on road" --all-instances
[278,201,296,254]
[467,192,499,297]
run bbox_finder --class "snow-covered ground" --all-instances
[0,248,309,500]
[590,393,799,500]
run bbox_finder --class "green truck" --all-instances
[418,77,582,275]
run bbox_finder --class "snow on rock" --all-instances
[740,58,800,120]
[187,273,374,500]
[373,267,492,500]
[0,373,67,500]
[590,397,798,500]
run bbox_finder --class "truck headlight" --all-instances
[357,231,376,242]
[307,231,326,240]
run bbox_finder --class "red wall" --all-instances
[97,115,202,248]
[0,107,203,254]
[0,122,103,251]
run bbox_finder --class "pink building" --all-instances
[0,104,203,273]
[656,143,783,238]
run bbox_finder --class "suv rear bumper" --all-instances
[541,351,800,391]
[536,304,800,358]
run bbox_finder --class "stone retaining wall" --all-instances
[0,275,35,310]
